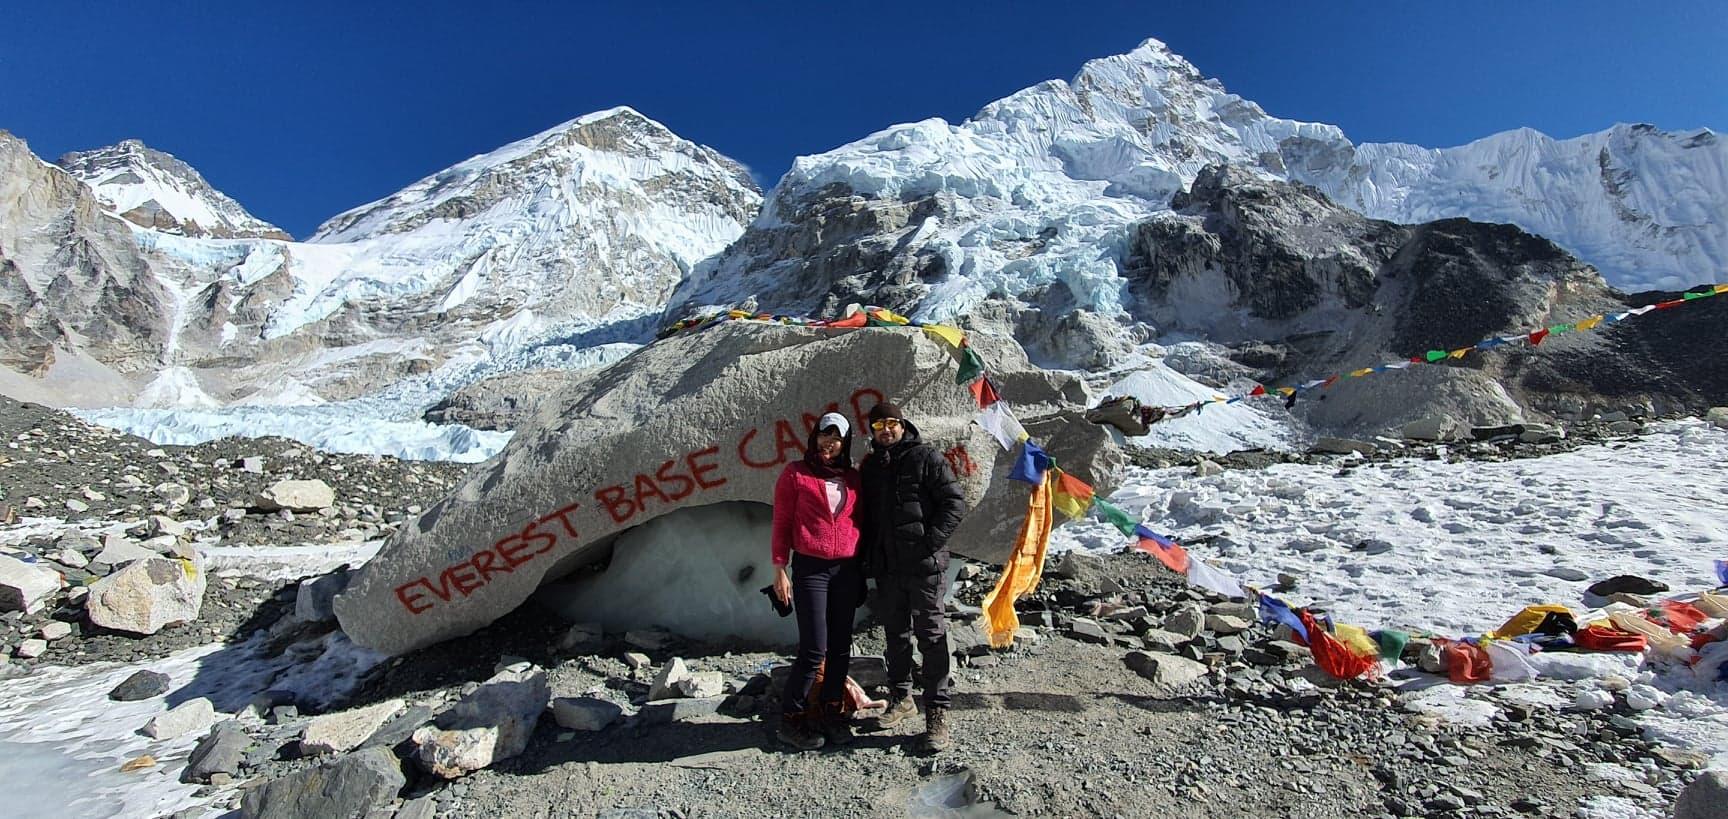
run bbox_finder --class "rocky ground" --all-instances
[0,396,1724,818]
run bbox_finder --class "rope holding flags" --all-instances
[1133,281,1727,423]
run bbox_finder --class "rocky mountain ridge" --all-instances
[57,139,291,241]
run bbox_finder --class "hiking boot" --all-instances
[776,715,826,751]
[818,702,856,746]
[918,707,952,753]
[876,694,918,728]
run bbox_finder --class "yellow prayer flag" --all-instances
[980,473,1055,648]
[1333,623,1381,660]
[921,324,967,349]
[1050,469,1095,520]
[1717,284,1728,294]
[1350,368,1373,377]
[1446,348,1469,359]
[869,308,911,325]
[1575,315,1604,331]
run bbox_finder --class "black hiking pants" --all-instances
[876,571,952,710]
[780,552,862,717]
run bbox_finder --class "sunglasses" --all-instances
[870,419,902,431]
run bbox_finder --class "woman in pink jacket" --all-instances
[771,411,863,751]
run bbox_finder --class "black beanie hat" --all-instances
[868,401,904,423]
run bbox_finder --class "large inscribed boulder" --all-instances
[335,323,1121,655]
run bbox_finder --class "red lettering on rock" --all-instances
[773,419,804,465]
[688,446,727,488]
[655,459,695,500]
[471,548,510,583]
[633,472,671,510]
[737,428,779,469]
[850,387,885,431]
[596,485,636,523]
[496,535,536,568]
[445,563,483,597]
[395,582,434,614]
[536,503,581,538]
[944,444,978,477]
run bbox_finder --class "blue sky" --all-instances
[3,1,1722,238]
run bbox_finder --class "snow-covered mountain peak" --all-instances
[309,106,758,244]
[56,139,289,240]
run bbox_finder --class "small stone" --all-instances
[120,755,157,773]
[638,695,725,724]
[552,697,623,731]
[239,746,406,818]
[144,697,217,740]
[1353,539,1394,556]
[1195,460,1224,477]
[109,669,172,701]
[65,499,90,513]
[675,671,725,699]
[181,721,251,783]
[648,658,693,701]
[1124,651,1209,691]
[14,639,47,659]
[40,621,73,641]
[1203,614,1251,635]
[0,555,62,615]
[1067,618,1112,644]
[1161,605,1205,639]
[1543,567,1589,582]
[255,479,337,512]
[623,652,652,671]
[301,699,405,755]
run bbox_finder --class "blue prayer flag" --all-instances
[1008,440,1052,485]
[1257,593,1309,641]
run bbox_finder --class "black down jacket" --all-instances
[859,418,967,578]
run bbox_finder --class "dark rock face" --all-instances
[239,747,406,819]
[108,669,172,701]
[1119,165,1725,423]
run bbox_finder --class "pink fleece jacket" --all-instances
[771,460,861,566]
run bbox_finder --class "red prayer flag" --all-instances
[1655,299,1685,310]
[1295,611,1376,680]
[1134,536,1190,574]
[824,313,868,328]
[1249,385,1267,397]
[1528,329,1550,346]
[969,376,1001,408]
[1441,640,1493,684]
[1322,376,1340,389]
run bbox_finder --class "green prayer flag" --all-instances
[1425,350,1447,362]
[1548,324,1573,335]
[1683,290,1706,300]
[1093,499,1139,537]
[1374,629,1409,661]
[955,346,985,384]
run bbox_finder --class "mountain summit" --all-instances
[57,139,290,240]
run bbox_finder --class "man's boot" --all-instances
[876,693,918,728]
[818,701,855,746]
[919,707,952,753]
[776,713,825,751]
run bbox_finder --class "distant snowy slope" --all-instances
[57,140,290,240]
[1298,124,1728,292]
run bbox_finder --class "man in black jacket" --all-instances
[859,401,966,752]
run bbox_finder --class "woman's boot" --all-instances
[818,700,855,746]
[777,712,825,751]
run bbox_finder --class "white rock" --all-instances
[154,483,192,506]
[622,652,652,671]
[65,499,89,513]
[1625,684,1668,711]
[147,516,188,538]
[50,549,89,569]
[14,638,47,659]
[0,556,62,614]
[332,325,1121,656]
[40,621,73,641]
[1401,416,1457,441]
[256,480,336,512]
[1194,460,1224,477]
[551,697,623,731]
[301,699,404,755]
[411,665,548,779]
[143,697,217,739]
[1161,605,1205,639]
[241,456,265,474]
[1203,614,1251,635]
[1571,689,1615,710]
[1543,567,1589,582]
[86,557,206,635]
[674,671,725,699]
[1125,651,1209,691]
[93,538,160,568]
[648,658,692,701]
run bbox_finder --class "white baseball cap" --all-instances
[817,412,850,436]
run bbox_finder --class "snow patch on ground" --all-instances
[1103,364,1301,454]
[73,405,511,462]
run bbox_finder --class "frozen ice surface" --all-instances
[74,404,511,462]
